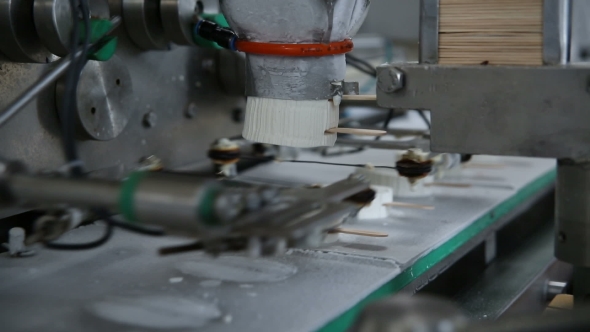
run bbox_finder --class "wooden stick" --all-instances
[382,201,435,210]
[341,94,377,101]
[329,228,389,238]
[325,128,386,136]
[425,182,472,188]
[439,0,543,66]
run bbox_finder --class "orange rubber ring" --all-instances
[235,39,353,57]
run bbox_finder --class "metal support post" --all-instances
[555,159,590,305]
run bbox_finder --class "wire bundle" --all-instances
[439,0,543,65]
[45,4,164,250]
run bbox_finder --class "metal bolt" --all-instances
[377,67,405,93]
[185,103,198,119]
[143,112,157,128]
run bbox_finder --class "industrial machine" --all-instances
[0,0,589,331]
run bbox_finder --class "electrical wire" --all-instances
[346,53,377,77]
[416,110,431,129]
[240,156,397,170]
[45,222,114,250]
[45,1,162,250]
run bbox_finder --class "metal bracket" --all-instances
[376,64,590,158]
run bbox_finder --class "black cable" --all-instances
[346,53,377,77]
[107,218,165,236]
[375,109,394,141]
[240,156,397,170]
[346,60,376,77]
[59,0,81,173]
[416,110,431,129]
[45,222,114,250]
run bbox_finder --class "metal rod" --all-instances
[0,16,121,128]
[336,138,430,151]
[9,175,120,210]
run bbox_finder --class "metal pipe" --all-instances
[0,16,121,128]
[9,175,120,210]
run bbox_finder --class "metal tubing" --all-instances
[543,0,572,65]
[0,17,121,128]
[133,173,211,233]
[419,0,439,64]
[8,175,120,210]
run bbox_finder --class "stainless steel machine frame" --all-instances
[378,0,590,304]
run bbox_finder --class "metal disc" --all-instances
[0,0,53,63]
[122,0,169,50]
[34,0,73,56]
[160,0,198,45]
[56,56,135,141]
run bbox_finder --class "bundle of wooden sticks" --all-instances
[438,0,543,65]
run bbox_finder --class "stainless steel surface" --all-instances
[377,66,404,93]
[160,0,198,46]
[543,0,572,65]
[133,173,210,233]
[33,0,73,56]
[570,0,590,63]
[0,26,244,176]
[555,160,590,267]
[221,0,370,100]
[0,153,555,332]
[419,0,439,64]
[8,174,120,209]
[376,64,590,158]
[0,16,120,130]
[56,56,134,140]
[546,280,567,300]
[122,0,169,50]
[455,225,555,320]
[343,81,360,95]
[245,55,347,100]
[0,0,53,63]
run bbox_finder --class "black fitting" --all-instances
[195,20,237,50]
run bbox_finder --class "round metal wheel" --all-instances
[160,0,198,45]
[0,0,53,63]
[56,55,135,141]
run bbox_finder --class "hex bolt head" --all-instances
[377,67,405,93]
[143,111,157,128]
[185,103,198,119]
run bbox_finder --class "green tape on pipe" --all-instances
[197,186,222,227]
[119,171,147,222]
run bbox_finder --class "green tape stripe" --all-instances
[317,168,557,332]
[197,186,222,227]
[119,171,147,222]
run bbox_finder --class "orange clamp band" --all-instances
[235,39,353,57]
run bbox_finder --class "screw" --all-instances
[143,112,157,128]
[558,232,566,243]
[377,67,405,93]
[185,103,198,119]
